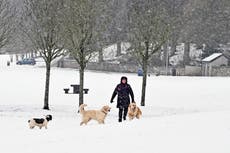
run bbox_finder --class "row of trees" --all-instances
[19,0,110,110]
[0,0,230,108]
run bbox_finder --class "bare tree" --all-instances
[0,0,15,52]
[21,0,65,110]
[128,0,170,106]
[62,0,106,106]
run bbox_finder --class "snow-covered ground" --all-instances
[1,54,230,153]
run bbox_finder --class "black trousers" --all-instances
[119,107,128,120]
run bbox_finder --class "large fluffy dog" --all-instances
[28,115,52,129]
[128,102,142,120]
[79,104,111,126]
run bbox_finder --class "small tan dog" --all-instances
[128,102,142,120]
[79,104,111,126]
[28,115,52,129]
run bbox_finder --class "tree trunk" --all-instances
[31,51,34,58]
[141,42,149,106]
[170,35,177,56]
[141,61,147,106]
[79,63,84,107]
[43,62,51,110]
[16,54,18,61]
[98,48,103,63]
[162,43,167,65]
[163,42,169,75]
[116,41,121,57]
[170,37,177,56]
[183,41,190,66]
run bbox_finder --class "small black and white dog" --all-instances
[28,115,52,129]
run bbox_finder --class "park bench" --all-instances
[63,84,89,94]
[63,88,70,94]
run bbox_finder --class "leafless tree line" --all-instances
[1,0,230,108]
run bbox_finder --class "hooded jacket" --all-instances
[110,76,134,108]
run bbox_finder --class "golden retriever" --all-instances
[128,102,142,120]
[79,104,111,125]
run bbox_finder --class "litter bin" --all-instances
[172,68,176,76]
[137,69,143,76]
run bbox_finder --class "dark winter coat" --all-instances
[110,77,134,108]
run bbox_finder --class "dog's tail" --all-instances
[79,104,87,114]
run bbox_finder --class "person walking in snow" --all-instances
[110,76,135,122]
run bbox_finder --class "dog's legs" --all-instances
[136,114,141,119]
[80,118,91,126]
[80,120,89,126]
[129,116,134,120]
[80,117,86,126]
[44,122,48,129]
[128,114,134,120]
[98,120,104,124]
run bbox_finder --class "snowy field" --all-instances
[1,54,230,153]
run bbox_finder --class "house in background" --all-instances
[202,53,229,76]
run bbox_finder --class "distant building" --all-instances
[202,53,229,76]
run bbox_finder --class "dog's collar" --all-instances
[101,110,108,115]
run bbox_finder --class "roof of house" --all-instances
[202,53,223,62]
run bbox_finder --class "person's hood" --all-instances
[120,76,128,84]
